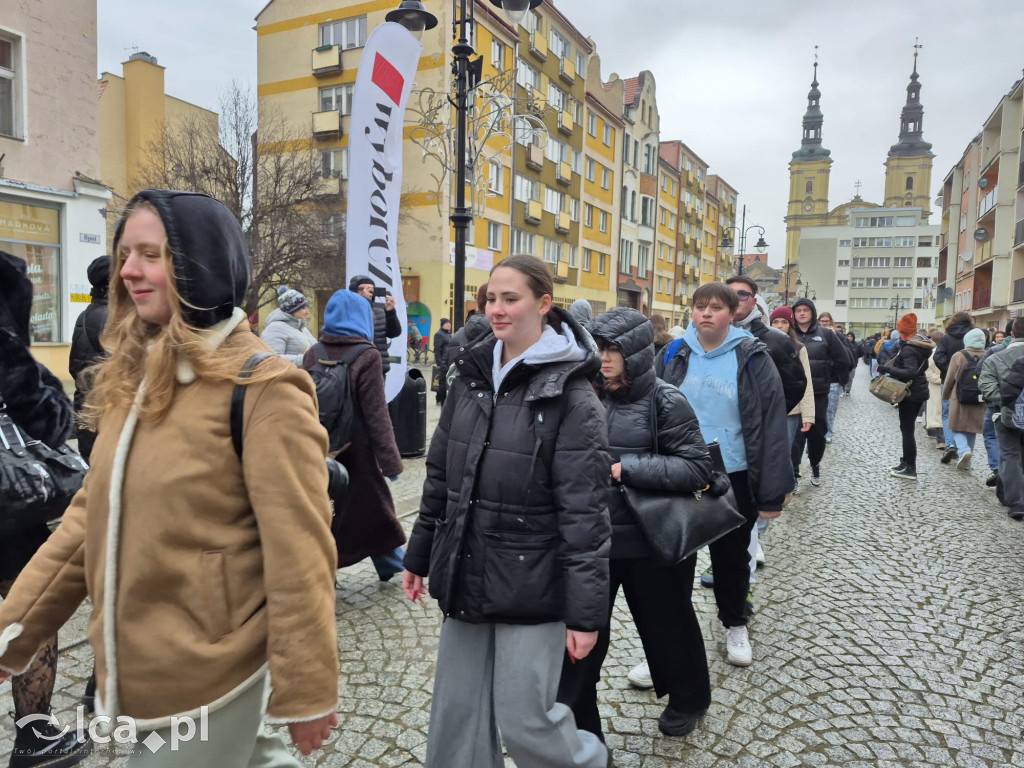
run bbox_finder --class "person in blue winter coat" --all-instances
[656,282,791,669]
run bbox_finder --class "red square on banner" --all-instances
[372,54,405,105]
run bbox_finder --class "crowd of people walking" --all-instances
[0,196,1021,768]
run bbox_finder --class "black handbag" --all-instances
[430,365,442,393]
[0,404,89,534]
[621,393,746,566]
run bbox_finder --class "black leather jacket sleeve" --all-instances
[619,384,713,493]
[0,330,74,446]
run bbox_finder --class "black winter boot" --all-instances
[9,715,92,768]
[890,464,917,480]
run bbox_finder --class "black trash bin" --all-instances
[389,368,427,458]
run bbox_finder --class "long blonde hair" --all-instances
[80,199,274,429]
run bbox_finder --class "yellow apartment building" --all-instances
[654,157,680,324]
[707,174,737,280]
[580,57,623,314]
[701,191,719,284]
[98,52,221,240]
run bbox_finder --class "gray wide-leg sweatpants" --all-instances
[425,619,608,768]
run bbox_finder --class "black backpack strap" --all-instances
[231,353,272,461]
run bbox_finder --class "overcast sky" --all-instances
[98,1,1024,267]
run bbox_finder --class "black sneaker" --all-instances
[81,673,96,717]
[891,459,907,472]
[940,447,958,464]
[658,704,706,737]
[986,472,999,488]
[891,465,917,480]
[10,718,92,768]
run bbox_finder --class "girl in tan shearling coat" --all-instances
[0,191,339,766]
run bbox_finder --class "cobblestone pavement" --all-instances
[3,363,1023,767]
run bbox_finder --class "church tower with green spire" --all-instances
[883,47,934,218]
[785,56,834,269]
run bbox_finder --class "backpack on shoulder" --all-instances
[955,351,984,405]
[307,341,374,455]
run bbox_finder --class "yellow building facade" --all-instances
[653,158,680,323]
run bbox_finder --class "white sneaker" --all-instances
[725,626,753,666]
[957,451,972,470]
[626,661,653,689]
[755,543,765,568]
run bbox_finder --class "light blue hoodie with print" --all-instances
[679,322,754,473]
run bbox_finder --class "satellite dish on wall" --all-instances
[941,286,954,300]
[974,228,989,241]
[978,177,989,189]
[960,250,973,262]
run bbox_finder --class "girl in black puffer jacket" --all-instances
[557,308,713,741]
[404,255,612,768]
[878,312,936,480]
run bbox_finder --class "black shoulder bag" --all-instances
[0,401,89,534]
[621,391,746,566]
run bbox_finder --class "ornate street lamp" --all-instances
[390,0,541,329]
[719,204,767,276]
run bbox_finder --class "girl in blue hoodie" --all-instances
[656,283,792,669]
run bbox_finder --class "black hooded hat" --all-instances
[348,275,375,292]
[791,297,818,330]
[587,307,655,395]
[87,255,111,300]
[114,190,250,328]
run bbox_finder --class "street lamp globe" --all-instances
[720,234,733,250]
[386,0,439,38]
[754,235,768,254]
[489,0,543,25]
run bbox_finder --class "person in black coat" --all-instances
[403,255,611,768]
[348,275,402,377]
[556,307,713,740]
[790,297,852,486]
[68,255,111,462]
[656,282,791,669]
[725,275,807,414]
[0,250,91,765]
[879,313,936,480]
[432,318,452,405]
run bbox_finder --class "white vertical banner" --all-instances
[346,23,422,402]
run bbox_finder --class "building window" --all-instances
[640,197,655,227]
[917,257,932,269]
[588,112,597,136]
[905,176,914,190]
[838,239,852,247]
[601,168,611,190]
[598,253,606,274]
[320,84,355,114]
[637,244,650,276]
[543,238,561,264]
[319,148,348,179]
[570,198,580,222]
[805,180,813,195]
[491,40,505,69]
[892,278,912,288]
[487,222,502,251]
[836,280,848,287]
[487,160,503,194]
[600,211,609,233]
[545,137,568,165]
[619,238,633,273]
[577,51,586,76]
[513,175,538,202]
[516,59,541,91]
[895,215,916,226]
[543,187,564,214]
[583,249,591,271]
[893,257,912,267]
[586,158,596,183]
[865,277,889,288]
[837,259,850,266]
[550,29,570,60]
[568,246,578,268]
[584,205,593,228]
[320,17,367,49]
[603,124,613,147]
[512,229,535,256]
[0,34,21,139]
[894,236,916,247]
[0,200,61,342]
[834,299,846,306]
[548,83,569,111]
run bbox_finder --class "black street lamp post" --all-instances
[388,0,541,330]
[890,294,903,328]
[719,205,767,276]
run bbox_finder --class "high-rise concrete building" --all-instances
[936,76,1023,329]
[1,1,111,379]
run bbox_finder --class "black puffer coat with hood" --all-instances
[878,333,936,403]
[933,320,972,382]
[404,307,612,631]
[791,298,852,394]
[588,308,713,559]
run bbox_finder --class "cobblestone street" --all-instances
[3,365,1023,767]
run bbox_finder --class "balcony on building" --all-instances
[1015,217,1024,248]
[972,262,994,310]
[525,143,544,171]
[559,56,575,84]
[523,199,542,224]
[555,211,570,233]
[311,45,343,76]
[1013,277,1024,304]
[638,224,655,244]
[557,110,574,135]
[684,170,695,188]
[556,161,571,185]
[315,175,343,196]
[312,110,343,137]
[977,187,998,221]
[529,31,547,60]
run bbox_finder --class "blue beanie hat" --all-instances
[963,328,986,349]
[322,289,373,340]
[276,285,308,315]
